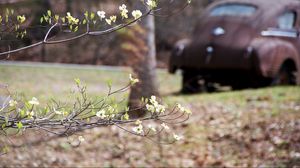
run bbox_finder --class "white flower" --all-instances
[176,103,192,114]
[156,104,166,113]
[120,9,128,19]
[119,4,127,11]
[78,136,85,142]
[150,95,156,103]
[184,108,192,114]
[107,105,115,114]
[110,15,117,22]
[53,108,63,115]
[26,111,34,118]
[132,124,144,134]
[146,96,165,114]
[148,125,157,132]
[290,151,300,158]
[161,123,170,130]
[129,74,139,85]
[28,97,39,105]
[106,15,117,25]
[110,114,116,118]
[146,0,158,9]
[149,96,158,106]
[66,12,79,25]
[96,110,107,119]
[118,4,129,19]
[106,19,112,25]
[97,11,106,19]
[146,104,155,113]
[132,10,142,20]
[177,104,184,111]
[135,119,142,125]
[173,133,184,141]
[9,100,18,107]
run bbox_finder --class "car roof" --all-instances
[210,0,300,12]
[201,0,300,29]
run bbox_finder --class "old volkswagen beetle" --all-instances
[169,0,300,92]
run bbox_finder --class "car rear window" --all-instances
[210,4,257,17]
[278,11,296,30]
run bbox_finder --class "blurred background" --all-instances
[0,0,210,67]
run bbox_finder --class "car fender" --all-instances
[169,38,191,73]
[250,38,300,82]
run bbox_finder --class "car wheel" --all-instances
[205,82,217,93]
[231,83,245,91]
[272,65,297,85]
[181,71,202,93]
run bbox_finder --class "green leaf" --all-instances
[74,26,78,32]
[55,15,59,22]
[90,12,95,20]
[74,78,81,85]
[19,109,25,117]
[44,15,49,22]
[122,112,129,120]
[17,15,26,24]
[25,102,31,110]
[82,19,87,25]
[15,24,19,31]
[47,10,52,17]
[40,17,44,23]
[84,11,89,18]
[2,123,6,129]
[5,117,8,125]
[17,122,23,130]
[61,17,66,23]
[106,79,112,88]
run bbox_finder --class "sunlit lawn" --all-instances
[1,62,300,167]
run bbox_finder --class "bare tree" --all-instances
[128,15,159,119]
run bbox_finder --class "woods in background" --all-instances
[0,0,211,67]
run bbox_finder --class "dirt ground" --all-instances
[1,91,300,167]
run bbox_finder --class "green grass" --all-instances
[2,63,299,104]
[0,64,181,103]
[1,63,299,120]
[0,65,130,101]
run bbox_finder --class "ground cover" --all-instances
[0,63,299,167]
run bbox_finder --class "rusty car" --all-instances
[169,0,300,92]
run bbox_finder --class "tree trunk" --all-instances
[128,11,159,118]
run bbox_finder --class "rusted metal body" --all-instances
[0,0,26,4]
[170,0,300,91]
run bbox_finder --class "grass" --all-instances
[0,63,180,103]
[0,63,300,167]
[2,63,298,105]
